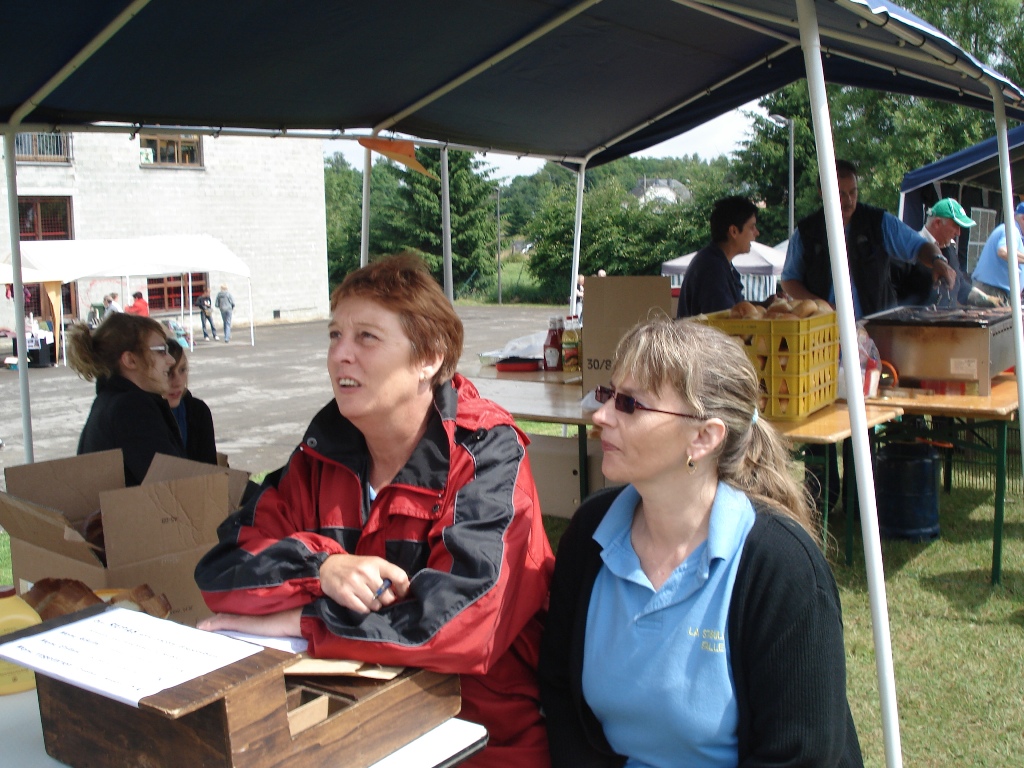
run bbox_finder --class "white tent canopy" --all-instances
[661,240,786,277]
[2,234,250,283]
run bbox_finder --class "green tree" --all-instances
[391,148,498,287]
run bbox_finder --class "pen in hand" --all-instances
[373,579,392,601]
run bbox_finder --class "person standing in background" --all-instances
[125,291,150,317]
[971,201,1024,306]
[195,289,218,340]
[102,292,123,319]
[677,196,759,318]
[215,284,235,343]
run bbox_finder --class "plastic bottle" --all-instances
[562,316,581,373]
[0,589,41,695]
[543,316,563,371]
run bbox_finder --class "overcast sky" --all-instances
[324,100,763,181]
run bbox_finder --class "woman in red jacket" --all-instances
[195,253,554,768]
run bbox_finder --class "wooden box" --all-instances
[35,648,461,768]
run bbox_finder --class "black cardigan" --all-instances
[179,390,218,465]
[537,486,863,767]
[77,374,186,486]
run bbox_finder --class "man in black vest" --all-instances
[781,160,956,318]
[780,161,957,512]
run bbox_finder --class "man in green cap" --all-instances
[921,197,1001,306]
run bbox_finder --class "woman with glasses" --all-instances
[539,318,862,768]
[165,339,218,465]
[68,313,185,485]
[195,253,554,768]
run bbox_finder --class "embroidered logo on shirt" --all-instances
[689,626,725,653]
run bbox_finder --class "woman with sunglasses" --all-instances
[68,313,185,485]
[539,318,862,768]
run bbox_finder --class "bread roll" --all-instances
[814,299,834,314]
[730,301,758,319]
[23,578,103,621]
[793,299,818,318]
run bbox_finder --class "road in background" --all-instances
[0,306,556,490]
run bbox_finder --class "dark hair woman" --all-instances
[68,313,184,485]
[195,253,555,768]
[165,339,217,465]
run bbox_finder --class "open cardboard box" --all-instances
[0,450,248,625]
[581,276,673,395]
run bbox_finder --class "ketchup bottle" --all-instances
[543,316,563,371]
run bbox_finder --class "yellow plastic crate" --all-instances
[698,310,839,420]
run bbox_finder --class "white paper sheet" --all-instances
[214,629,309,654]
[0,608,261,707]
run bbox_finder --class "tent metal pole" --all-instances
[360,146,372,267]
[569,164,586,315]
[985,81,1022,585]
[4,131,34,462]
[247,278,254,346]
[795,1,902,766]
[187,272,194,351]
[441,147,454,302]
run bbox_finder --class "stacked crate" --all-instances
[698,310,839,419]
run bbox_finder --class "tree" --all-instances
[390,148,499,287]
[323,153,363,286]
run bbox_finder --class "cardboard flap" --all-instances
[581,276,672,394]
[100,474,229,568]
[144,453,249,511]
[0,493,100,566]
[4,450,125,522]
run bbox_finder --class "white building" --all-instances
[1,131,329,331]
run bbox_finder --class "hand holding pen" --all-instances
[318,554,410,614]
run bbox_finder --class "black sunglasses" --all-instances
[594,386,705,420]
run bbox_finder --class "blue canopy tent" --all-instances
[3,3,1024,764]
[900,124,1024,231]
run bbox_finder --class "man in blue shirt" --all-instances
[971,202,1024,305]
[781,160,956,319]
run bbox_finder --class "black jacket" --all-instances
[77,374,186,486]
[677,243,744,318]
[538,486,863,768]
[798,203,894,316]
[179,390,218,465]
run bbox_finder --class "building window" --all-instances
[14,132,73,162]
[147,274,208,312]
[18,196,75,318]
[140,134,203,167]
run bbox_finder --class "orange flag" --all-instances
[357,138,438,179]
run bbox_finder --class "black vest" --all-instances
[797,203,893,316]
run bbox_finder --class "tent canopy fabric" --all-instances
[661,241,786,277]
[1,235,250,284]
[1,1,1022,171]
[900,124,1024,229]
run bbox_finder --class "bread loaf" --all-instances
[23,578,103,621]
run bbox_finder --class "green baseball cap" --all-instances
[929,198,976,227]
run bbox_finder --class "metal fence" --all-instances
[14,132,73,162]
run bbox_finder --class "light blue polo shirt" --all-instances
[781,211,927,318]
[582,483,756,767]
[971,223,1024,292]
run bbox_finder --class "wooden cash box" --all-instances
[35,646,461,768]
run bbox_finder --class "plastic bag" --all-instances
[837,323,881,399]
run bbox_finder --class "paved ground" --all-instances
[0,305,556,490]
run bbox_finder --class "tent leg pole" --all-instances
[441,147,453,303]
[360,146,372,268]
[248,279,254,346]
[4,130,34,463]
[986,82,1023,586]
[187,273,194,351]
[569,164,586,315]
[796,1,902,766]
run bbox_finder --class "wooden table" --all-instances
[868,374,1020,584]
[471,368,905,555]
[773,403,904,560]
[0,688,488,768]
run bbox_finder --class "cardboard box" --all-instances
[581,276,673,395]
[0,450,248,625]
[527,433,606,518]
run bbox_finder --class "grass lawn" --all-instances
[3,446,1021,766]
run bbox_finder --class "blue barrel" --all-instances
[875,442,940,541]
